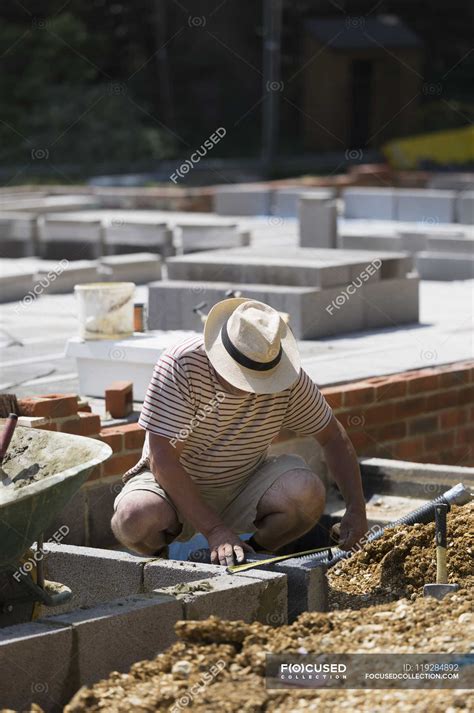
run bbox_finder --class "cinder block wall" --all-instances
[14,359,473,548]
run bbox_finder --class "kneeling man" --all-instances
[112,298,367,566]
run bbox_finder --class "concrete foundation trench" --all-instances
[1,458,473,712]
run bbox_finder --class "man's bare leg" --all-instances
[111,491,181,556]
[252,469,326,552]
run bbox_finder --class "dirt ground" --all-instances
[17,503,474,712]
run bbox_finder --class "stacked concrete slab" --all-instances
[343,187,470,225]
[0,212,38,257]
[299,196,338,248]
[148,247,418,338]
[213,184,271,216]
[104,220,174,256]
[40,217,104,260]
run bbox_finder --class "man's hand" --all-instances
[332,508,368,550]
[206,525,254,566]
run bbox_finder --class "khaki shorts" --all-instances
[113,453,312,542]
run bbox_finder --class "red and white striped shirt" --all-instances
[126,336,332,489]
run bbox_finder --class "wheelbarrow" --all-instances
[0,424,112,626]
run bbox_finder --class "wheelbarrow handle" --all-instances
[0,413,18,464]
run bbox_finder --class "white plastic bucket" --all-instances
[74,282,135,340]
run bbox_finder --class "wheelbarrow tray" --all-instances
[0,426,112,571]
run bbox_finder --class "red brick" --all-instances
[362,403,396,426]
[103,452,140,477]
[118,423,145,449]
[374,422,407,441]
[425,391,460,411]
[440,409,467,429]
[78,412,101,436]
[391,438,424,460]
[77,403,92,413]
[18,394,78,419]
[408,415,439,435]
[458,386,474,406]
[371,378,407,401]
[456,426,474,446]
[438,366,471,389]
[348,430,373,450]
[105,381,133,419]
[58,417,82,434]
[394,396,426,419]
[406,372,440,394]
[343,383,375,407]
[99,428,124,452]
[424,431,455,452]
[321,387,344,409]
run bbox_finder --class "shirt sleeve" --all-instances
[138,350,195,442]
[283,369,333,435]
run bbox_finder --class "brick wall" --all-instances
[321,361,474,467]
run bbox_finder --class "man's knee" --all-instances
[260,468,326,526]
[111,494,176,544]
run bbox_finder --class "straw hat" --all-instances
[204,298,301,394]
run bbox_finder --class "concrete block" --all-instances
[416,251,474,280]
[0,213,37,257]
[40,593,182,688]
[269,560,328,622]
[299,197,338,248]
[99,252,162,284]
[43,487,87,547]
[0,620,73,712]
[156,573,286,625]
[338,233,404,252]
[213,185,271,216]
[233,569,288,626]
[396,189,456,224]
[456,191,474,224]
[362,273,419,329]
[86,481,121,548]
[40,218,104,259]
[273,187,335,218]
[35,259,99,294]
[396,231,429,253]
[41,543,146,615]
[343,188,396,220]
[104,220,173,255]
[177,223,246,253]
[426,236,474,254]
[0,270,35,303]
[143,559,222,590]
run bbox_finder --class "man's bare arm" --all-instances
[148,433,252,565]
[314,415,368,549]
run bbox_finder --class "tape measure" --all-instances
[227,545,333,574]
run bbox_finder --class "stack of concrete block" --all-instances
[98,253,162,284]
[396,188,456,224]
[299,196,338,248]
[0,212,38,257]
[344,188,397,220]
[176,222,250,253]
[103,220,174,256]
[457,190,474,224]
[148,247,418,338]
[0,195,98,214]
[40,217,104,260]
[272,187,336,218]
[338,232,404,252]
[213,184,272,215]
[416,251,474,280]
